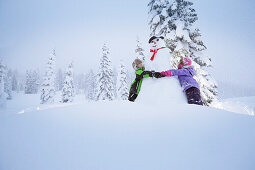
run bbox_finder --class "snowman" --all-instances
[135,35,186,104]
[146,35,173,71]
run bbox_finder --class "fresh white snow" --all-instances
[0,93,255,170]
[215,96,255,116]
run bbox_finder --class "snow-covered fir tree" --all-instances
[4,69,12,100]
[34,70,40,92]
[148,0,217,105]
[11,70,18,92]
[0,61,7,107]
[18,73,26,92]
[96,44,115,101]
[40,50,56,104]
[135,37,146,61]
[25,70,33,94]
[25,70,40,94]
[84,70,96,100]
[56,69,64,91]
[74,73,85,94]
[0,74,6,107]
[112,66,118,98]
[116,61,129,100]
[62,62,75,103]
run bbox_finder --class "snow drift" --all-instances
[0,95,255,170]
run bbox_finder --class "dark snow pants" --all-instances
[185,87,203,105]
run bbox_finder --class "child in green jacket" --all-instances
[128,59,165,102]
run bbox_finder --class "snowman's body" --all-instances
[135,36,186,105]
[146,47,172,71]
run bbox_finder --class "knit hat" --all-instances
[178,57,192,69]
[132,59,143,70]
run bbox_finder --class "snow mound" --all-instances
[135,77,186,105]
[1,99,255,170]
[214,96,255,116]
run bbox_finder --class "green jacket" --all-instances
[129,67,153,95]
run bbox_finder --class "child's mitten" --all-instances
[153,72,165,78]
[161,71,171,77]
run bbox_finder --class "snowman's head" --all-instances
[148,35,165,49]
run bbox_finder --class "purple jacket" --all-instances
[162,68,200,92]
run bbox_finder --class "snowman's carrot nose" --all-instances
[153,41,156,44]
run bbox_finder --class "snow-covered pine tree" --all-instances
[135,37,146,62]
[18,73,26,92]
[56,69,64,91]
[0,61,7,107]
[74,73,85,94]
[25,70,39,94]
[112,66,118,99]
[96,44,115,101]
[84,70,96,100]
[25,70,32,94]
[116,61,129,100]
[33,70,40,93]
[4,69,12,100]
[62,62,75,103]
[40,50,56,104]
[11,70,18,92]
[148,0,217,106]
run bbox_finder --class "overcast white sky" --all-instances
[0,0,255,87]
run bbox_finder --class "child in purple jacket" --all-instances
[161,57,203,105]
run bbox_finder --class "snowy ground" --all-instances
[0,93,255,170]
[217,96,255,116]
